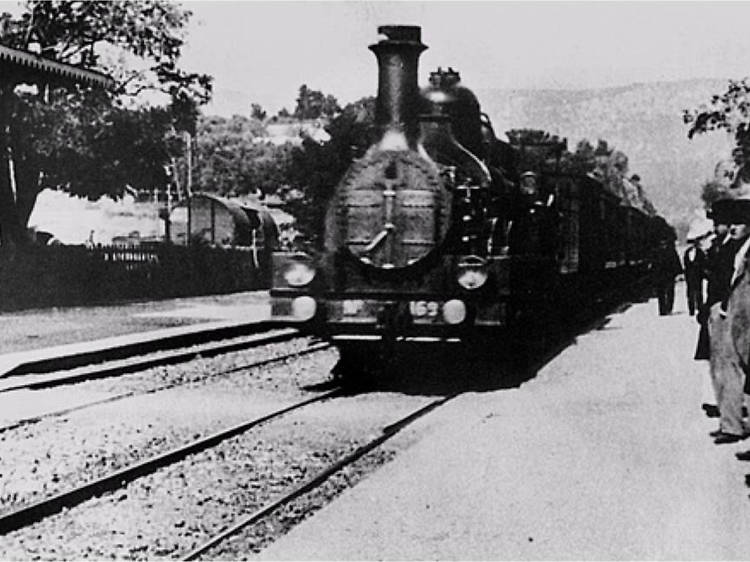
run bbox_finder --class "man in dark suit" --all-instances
[695,220,731,363]
[705,198,750,444]
[652,238,683,316]
[694,217,731,419]
[683,236,707,316]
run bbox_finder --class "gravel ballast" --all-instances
[0,393,427,560]
[0,343,338,515]
[0,337,321,430]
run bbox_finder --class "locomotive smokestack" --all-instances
[369,25,427,146]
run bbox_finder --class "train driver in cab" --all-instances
[508,171,557,257]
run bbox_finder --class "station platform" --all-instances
[0,291,271,377]
[258,284,750,560]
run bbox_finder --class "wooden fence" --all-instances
[0,244,270,311]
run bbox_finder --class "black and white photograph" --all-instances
[2,0,750,559]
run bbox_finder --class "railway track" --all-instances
[181,393,458,560]
[0,339,332,434]
[0,389,343,535]
[174,303,632,560]
[1,320,285,378]
[0,295,636,557]
[0,293,626,438]
[0,373,456,560]
[0,328,300,393]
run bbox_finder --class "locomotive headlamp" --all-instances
[457,256,488,290]
[442,299,467,324]
[283,259,316,287]
[291,296,317,321]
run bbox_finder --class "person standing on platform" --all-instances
[695,215,732,419]
[652,237,683,316]
[705,198,750,444]
[683,235,707,316]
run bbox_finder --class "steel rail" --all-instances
[180,392,459,561]
[0,329,301,393]
[0,389,342,536]
[0,342,332,434]
[2,321,289,378]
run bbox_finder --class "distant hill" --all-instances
[204,89,253,118]
[475,79,735,227]
[206,79,735,231]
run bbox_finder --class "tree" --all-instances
[505,130,647,202]
[506,128,567,173]
[567,139,597,175]
[0,1,212,247]
[281,96,375,249]
[192,114,292,197]
[684,79,750,183]
[33,101,183,201]
[684,79,750,144]
[293,84,341,120]
[506,129,564,147]
[250,103,267,121]
[506,131,604,177]
[603,150,630,196]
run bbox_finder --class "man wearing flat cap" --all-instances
[707,197,750,444]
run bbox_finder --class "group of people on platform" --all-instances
[683,197,750,459]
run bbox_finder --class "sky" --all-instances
[177,1,750,116]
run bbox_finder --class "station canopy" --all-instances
[0,44,113,88]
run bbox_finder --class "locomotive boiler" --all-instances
[269,25,665,380]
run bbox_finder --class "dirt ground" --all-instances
[0,291,270,354]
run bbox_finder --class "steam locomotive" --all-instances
[269,26,669,379]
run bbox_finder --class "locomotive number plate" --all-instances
[409,300,441,319]
[342,299,365,316]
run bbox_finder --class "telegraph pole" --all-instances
[184,131,193,198]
